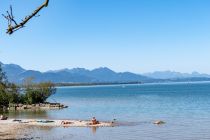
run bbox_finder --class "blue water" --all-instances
[9,82,210,140]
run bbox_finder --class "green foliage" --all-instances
[24,82,56,104]
[0,64,7,84]
[0,64,9,106]
[7,83,22,104]
[0,64,7,94]
[0,64,56,107]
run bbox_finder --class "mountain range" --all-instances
[1,62,210,84]
[144,71,210,79]
[1,62,150,83]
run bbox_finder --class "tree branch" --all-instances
[2,0,49,35]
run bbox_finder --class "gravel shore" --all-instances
[0,119,114,139]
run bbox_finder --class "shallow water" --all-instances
[5,82,210,140]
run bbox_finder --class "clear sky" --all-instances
[0,0,210,74]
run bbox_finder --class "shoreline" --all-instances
[8,103,68,111]
[55,81,210,88]
[0,119,115,127]
[0,119,115,139]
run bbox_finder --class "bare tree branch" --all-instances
[2,0,49,35]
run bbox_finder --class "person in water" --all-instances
[91,117,99,125]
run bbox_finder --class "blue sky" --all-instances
[0,0,210,74]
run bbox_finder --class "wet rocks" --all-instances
[8,103,68,111]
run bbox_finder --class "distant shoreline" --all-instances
[55,80,210,87]
[55,81,142,87]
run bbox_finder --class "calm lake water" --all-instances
[6,82,210,140]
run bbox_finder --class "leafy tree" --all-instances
[0,64,7,87]
[0,64,9,106]
[0,64,20,106]
[25,82,56,104]
[7,83,21,104]
[0,63,56,107]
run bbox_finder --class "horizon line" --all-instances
[1,61,210,75]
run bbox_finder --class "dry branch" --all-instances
[2,0,49,35]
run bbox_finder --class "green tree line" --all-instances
[0,64,56,108]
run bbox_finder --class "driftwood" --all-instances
[2,0,49,34]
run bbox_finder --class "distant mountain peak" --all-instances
[1,62,210,83]
[92,67,115,72]
[192,71,199,74]
[144,71,210,79]
[3,63,24,69]
[1,62,151,83]
[70,68,89,72]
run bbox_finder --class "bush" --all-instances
[0,64,56,107]
[24,82,56,104]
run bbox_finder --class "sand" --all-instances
[0,123,28,139]
[0,119,114,127]
[0,119,115,139]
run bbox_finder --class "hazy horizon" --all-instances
[2,61,210,75]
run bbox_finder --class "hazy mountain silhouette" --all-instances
[2,62,210,84]
[1,63,150,83]
[144,71,210,79]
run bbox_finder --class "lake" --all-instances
[6,82,210,140]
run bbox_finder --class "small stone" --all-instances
[153,120,165,125]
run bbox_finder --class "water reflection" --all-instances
[91,126,97,134]
[18,126,100,139]
[1,109,48,119]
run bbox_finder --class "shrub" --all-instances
[0,64,56,107]
[24,82,56,104]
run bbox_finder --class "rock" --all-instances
[153,120,165,125]
[8,103,68,111]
